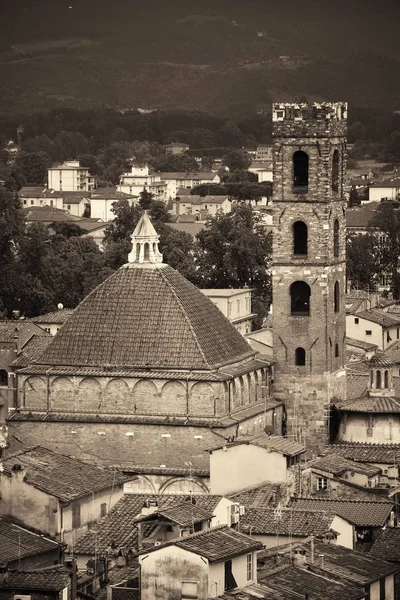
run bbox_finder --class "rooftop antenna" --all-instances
[184,461,195,533]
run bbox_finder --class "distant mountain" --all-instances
[0,0,399,114]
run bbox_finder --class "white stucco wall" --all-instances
[210,444,287,495]
[369,186,400,202]
[346,315,400,350]
[331,515,354,549]
[339,414,400,444]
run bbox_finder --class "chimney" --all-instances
[140,499,158,516]
[64,555,77,600]
[12,327,22,355]
[11,463,27,482]
[293,549,306,567]
[318,554,324,567]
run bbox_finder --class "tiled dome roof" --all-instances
[368,355,394,368]
[36,264,255,371]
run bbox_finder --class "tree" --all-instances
[191,183,228,197]
[371,203,400,298]
[193,202,272,328]
[153,154,198,173]
[16,151,52,185]
[0,188,25,315]
[349,187,360,207]
[347,233,382,292]
[221,170,258,184]
[139,189,155,210]
[222,149,251,172]
[201,156,214,170]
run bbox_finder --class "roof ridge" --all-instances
[293,496,392,504]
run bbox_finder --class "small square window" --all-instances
[365,330,372,336]
[354,318,359,324]
[317,477,328,491]
[182,581,198,599]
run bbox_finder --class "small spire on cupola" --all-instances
[127,211,163,266]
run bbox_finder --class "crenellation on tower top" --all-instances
[272,102,348,138]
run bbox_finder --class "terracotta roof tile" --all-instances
[11,335,52,369]
[140,525,263,562]
[289,497,393,527]
[2,446,131,502]
[135,503,214,528]
[31,309,74,325]
[36,264,254,371]
[4,566,71,590]
[239,508,334,537]
[328,443,400,464]
[0,519,61,566]
[74,494,226,555]
[309,453,381,476]
[228,481,286,508]
[370,527,400,562]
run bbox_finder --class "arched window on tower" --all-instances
[376,370,382,389]
[295,347,306,366]
[0,370,8,386]
[333,220,339,258]
[332,149,339,193]
[293,221,308,256]
[384,370,389,388]
[290,281,311,316]
[334,281,340,313]
[144,243,150,261]
[293,151,309,190]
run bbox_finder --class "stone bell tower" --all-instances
[271,102,347,454]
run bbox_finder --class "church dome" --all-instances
[37,214,254,371]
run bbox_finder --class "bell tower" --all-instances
[271,102,347,454]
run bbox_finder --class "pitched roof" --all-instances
[73,494,226,555]
[346,337,377,351]
[35,264,254,371]
[11,334,52,369]
[19,187,63,198]
[158,172,217,181]
[23,207,78,223]
[337,395,400,414]
[289,497,393,527]
[0,519,61,567]
[3,566,71,590]
[370,527,400,562]
[169,222,206,237]
[327,443,400,465]
[210,434,305,457]
[370,179,400,188]
[90,188,135,200]
[355,308,400,327]
[346,208,377,228]
[0,321,40,343]
[135,503,214,527]
[2,446,131,502]
[260,565,365,600]
[139,525,263,562]
[228,481,286,508]
[212,582,301,600]
[240,507,335,537]
[308,453,381,477]
[31,308,74,325]
[258,538,400,584]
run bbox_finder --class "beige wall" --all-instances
[338,413,400,444]
[210,444,287,495]
[331,515,354,549]
[20,195,64,209]
[370,575,395,600]
[346,315,400,350]
[369,186,400,202]
[208,551,257,596]
[139,545,208,600]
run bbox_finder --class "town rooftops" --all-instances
[346,207,377,228]
[328,443,400,464]
[346,336,378,351]
[0,519,61,567]
[335,395,400,414]
[370,179,400,188]
[0,321,40,343]
[209,434,305,457]
[90,187,135,200]
[158,171,217,180]
[138,525,263,562]
[2,446,131,502]
[2,566,71,591]
[19,186,63,198]
[228,481,286,509]
[74,494,227,555]
[22,206,78,223]
[31,308,74,325]
[370,527,400,562]
[11,334,52,370]
[239,507,335,537]
[308,453,381,477]
[289,497,393,527]
[355,308,400,327]
[258,537,400,585]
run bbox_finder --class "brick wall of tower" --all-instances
[272,102,347,455]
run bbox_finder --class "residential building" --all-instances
[158,172,220,200]
[370,527,400,596]
[346,337,377,361]
[118,165,166,203]
[248,160,273,182]
[369,179,400,202]
[0,566,74,600]
[8,213,278,490]
[0,446,133,546]
[289,497,394,550]
[346,308,400,350]
[200,289,256,336]
[31,308,74,336]
[173,194,231,218]
[303,453,382,491]
[271,102,347,455]
[209,435,305,495]
[258,536,399,599]
[138,525,263,600]
[73,493,236,570]
[238,507,337,548]
[0,518,63,569]
[255,145,273,161]
[90,187,136,221]
[165,142,190,155]
[347,204,379,235]
[47,161,94,192]
[60,191,88,217]
[327,443,400,488]
[19,187,64,210]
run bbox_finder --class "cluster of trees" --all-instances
[348,108,400,163]
[0,188,272,327]
[347,203,400,298]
